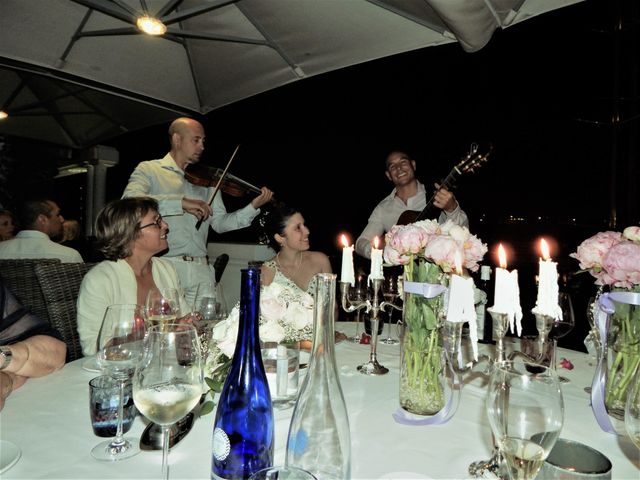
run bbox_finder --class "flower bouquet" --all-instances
[204,281,314,384]
[384,219,487,415]
[571,226,640,421]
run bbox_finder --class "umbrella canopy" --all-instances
[0,0,584,148]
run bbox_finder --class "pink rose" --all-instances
[623,226,640,243]
[602,241,640,288]
[424,236,459,272]
[570,231,623,274]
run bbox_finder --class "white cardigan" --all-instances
[76,257,182,355]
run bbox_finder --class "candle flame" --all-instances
[454,250,463,275]
[373,236,379,249]
[540,238,550,260]
[340,234,350,247]
[498,244,507,269]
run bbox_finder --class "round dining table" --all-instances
[1,323,638,479]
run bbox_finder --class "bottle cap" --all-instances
[480,265,491,280]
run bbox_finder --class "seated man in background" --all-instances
[0,278,66,411]
[0,198,83,263]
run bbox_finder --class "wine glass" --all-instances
[381,274,400,345]
[625,365,640,450]
[192,281,221,341]
[133,323,203,480]
[91,304,147,461]
[145,287,183,326]
[549,292,576,383]
[485,360,564,480]
[348,283,366,343]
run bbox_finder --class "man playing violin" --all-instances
[122,117,273,303]
[355,150,468,259]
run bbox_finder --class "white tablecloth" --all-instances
[1,324,638,479]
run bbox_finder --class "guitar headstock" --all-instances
[456,143,491,174]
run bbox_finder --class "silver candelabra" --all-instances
[340,278,401,375]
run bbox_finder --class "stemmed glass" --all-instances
[91,304,147,461]
[485,360,564,480]
[145,287,183,326]
[192,281,222,341]
[381,274,400,345]
[549,292,576,383]
[348,283,366,343]
[625,365,640,450]
[133,323,203,480]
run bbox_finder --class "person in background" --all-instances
[60,219,93,260]
[0,209,15,241]
[76,197,184,356]
[0,198,83,262]
[122,117,274,305]
[355,150,469,259]
[0,277,66,411]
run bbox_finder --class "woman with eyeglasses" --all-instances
[76,197,185,355]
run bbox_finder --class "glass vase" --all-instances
[286,273,351,479]
[605,297,640,420]
[399,258,446,416]
[260,340,300,410]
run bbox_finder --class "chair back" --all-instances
[0,258,61,324]
[35,262,96,362]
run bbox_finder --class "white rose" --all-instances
[285,303,313,331]
[623,226,640,243]
[260,321,286,343]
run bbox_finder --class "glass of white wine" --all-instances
[485,360,564,480]
[145,287,182,327]
[133,323,203,480]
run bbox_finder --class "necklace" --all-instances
[276,251,303,276]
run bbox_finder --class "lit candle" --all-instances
[340,234,355,286]
[533,238,562,320]
[446,251,478,360]
[368,236,384,283]
[492,244,523,336]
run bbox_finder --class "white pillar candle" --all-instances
[533,238,562,320]
[340,234,355,286]
[492,244,523,335]
[446,252,478,360]
[368,236,384,282]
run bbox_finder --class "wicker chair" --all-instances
[0,258,61,325]
[34,262,96,363]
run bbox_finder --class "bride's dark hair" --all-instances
[260,204,299,252]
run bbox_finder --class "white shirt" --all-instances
[355,181,469,258]
[0,230,83,263]
[122,153,260,258]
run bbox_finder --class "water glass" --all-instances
[261,342,300,409]
[89,375,136,438]
[249,466,317,479]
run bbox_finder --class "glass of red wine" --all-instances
[549,292,576,383]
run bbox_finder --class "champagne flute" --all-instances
[381,274,400,345]
[625,365,640,450]
[91,304,147,461]
[145,287,182,327]
[133,323,203,480]
[485,360,564,480]
[549,292,576,383]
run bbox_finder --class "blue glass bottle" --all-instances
[211,267,274,479]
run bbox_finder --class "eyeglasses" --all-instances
[139,214,163,230]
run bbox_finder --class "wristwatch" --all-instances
[0,346,12,370]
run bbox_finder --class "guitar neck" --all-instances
[414,166,460,222]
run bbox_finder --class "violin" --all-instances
[185,163,264,198]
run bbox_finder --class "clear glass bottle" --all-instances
[286,273,351,479]
[211,267,274,479]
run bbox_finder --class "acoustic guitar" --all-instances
[396,143,491,225]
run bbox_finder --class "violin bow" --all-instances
[195,144,241,230]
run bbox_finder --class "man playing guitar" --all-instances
[355,150,469,259]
